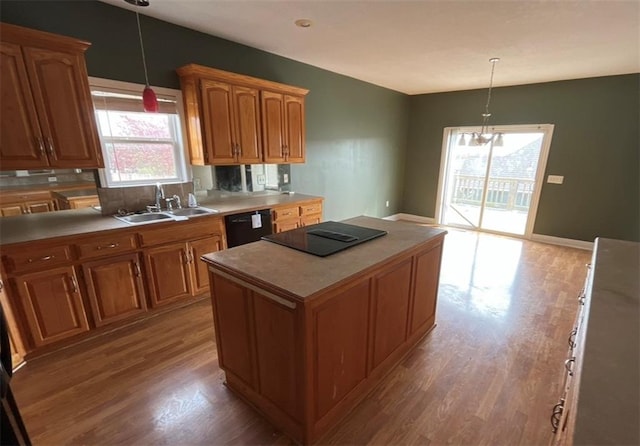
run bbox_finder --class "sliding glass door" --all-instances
[437,125,554,237]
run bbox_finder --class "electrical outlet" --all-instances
[257,174,266,185]
[193,177,201,190]
[283,173,289,184]
[547,175,564,184]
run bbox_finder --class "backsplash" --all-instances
[0,169,97,188]
[97,182,194,216]
[191,164,291,194]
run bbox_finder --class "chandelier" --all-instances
[459,58,503,146]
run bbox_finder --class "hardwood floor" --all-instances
[11,227,591,445]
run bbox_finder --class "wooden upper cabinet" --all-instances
[177,64,308,165]
[0,41,47,168]
[199,80,262,165]
[261,91,306,163]
[261,91,285,163]
[0,23,103,170]
[284,94,305,163]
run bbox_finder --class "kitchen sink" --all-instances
[167,206,219,217]
[114,206,219,225]
[114,212,179,225]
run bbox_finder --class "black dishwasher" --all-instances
[225,209,273,248]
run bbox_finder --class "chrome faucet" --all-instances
[155,183,165,210]
[172,194,181,209]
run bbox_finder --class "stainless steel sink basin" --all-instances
[114,206,218,225]
[167,206,219,217]
[114,213,177,225]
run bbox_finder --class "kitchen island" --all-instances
[201,216,447,444]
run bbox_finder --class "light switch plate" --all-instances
[547,175,564,184]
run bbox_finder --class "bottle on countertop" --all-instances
[188,193,198,208]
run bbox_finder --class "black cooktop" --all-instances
[262,221,387,257]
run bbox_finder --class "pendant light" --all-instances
[460,58,503,146]
[126,0,158,112]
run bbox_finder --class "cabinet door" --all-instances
[0,204,24,217]
[261,90,285,163]
[371,259,412,369]
[314,281,370,420]
[409,244,443,335]
[82,253,147,327]
[14,266,89,347]
[24,200,55,214]
[284,95,305,163]
[200,79,235,164]
[22,46,102,168]
[144,243,192,307]
[189,235,222,295]
[232,85,262,164]
[0,41,47,169]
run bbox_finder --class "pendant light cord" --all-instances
[480,58,499,135]
[135,11,151,87]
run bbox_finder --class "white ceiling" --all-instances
[100,0,640,95]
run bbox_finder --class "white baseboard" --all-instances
[531,234,593,251]
[384,213,436,224]
[384,214,592,251]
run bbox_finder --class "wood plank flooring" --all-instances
[11,227,591,445]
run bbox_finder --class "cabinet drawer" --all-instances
[75,232,138,260]
[138,217,223,247]
[300,201,322,216]
[2,244,72,274]
[273,206,300,221]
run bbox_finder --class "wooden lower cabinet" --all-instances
[144,243,192,307]
[0,199,56,216]
[207,234,445,444]
[272,199,323,233]
[189,235,222,294]
[145,235,222,307]
[371,259,412,368]
[13,265,89,347]
[82,253,147,327]
[0,204,24,217]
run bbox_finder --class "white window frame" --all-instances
[89,77,191,188]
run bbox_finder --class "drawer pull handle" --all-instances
[550,400,564,432]
[28,255,54,263]
[69,276,78,293]
[134,262,142,277]
[45,137,56,157]
[97,243,120,250]
[36,137,45,155]
[568,329,577,349]
[564,357,575,376]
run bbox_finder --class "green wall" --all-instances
[404,75,640,242]
[3,1,637,241]
[1,0,408,221]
